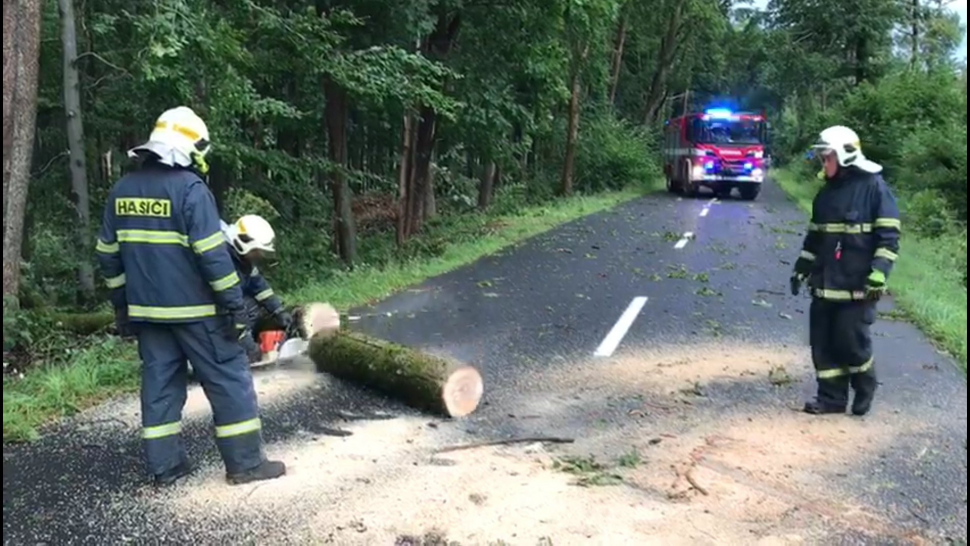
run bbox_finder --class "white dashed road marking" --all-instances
[674,232,694,249]
[700,198,718,217]
[595,297,648,357]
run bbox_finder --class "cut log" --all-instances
[51,312,114,335]
[308,330,483,418]
[297,302,340,339]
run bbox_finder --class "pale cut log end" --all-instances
[300,302,340,339]
[442,366,484,417]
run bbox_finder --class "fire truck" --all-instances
[662,108,768,200]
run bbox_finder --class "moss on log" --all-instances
[51,312,115,335]
[308,330,483,417]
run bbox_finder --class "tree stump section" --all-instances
[308,330,484,418]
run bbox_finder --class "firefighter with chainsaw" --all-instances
[95,106,286,486]
[220,214,297,363]
[790,125,901,416]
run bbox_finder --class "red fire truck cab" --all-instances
[662,108,768,200]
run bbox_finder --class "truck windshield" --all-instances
[691,117,763,145]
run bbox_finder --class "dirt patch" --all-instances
[142,425,830,544]
[553,342,811,395]
[127,407,925,544]
[102,342,935,544]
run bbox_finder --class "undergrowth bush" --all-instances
[574,114,661,193]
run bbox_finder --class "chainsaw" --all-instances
[250,302,339,370]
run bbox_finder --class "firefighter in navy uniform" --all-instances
[95,106,286,486]
[219,214,296,362]
[790,125,901,416]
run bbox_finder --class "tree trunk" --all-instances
[854,35,869,85]
[396,113,413,246]
[324,77,357,266]
[309,329,484,418]
[400,11,460,238]
[910,0,919,69]
[560,44,588,197]
[59,0,95,303]
[478,160,496,210]
[643,0,687,126]
[424,148,437,220]
[2,1,15,212]
[608,9,628,106]
[3,0,42,301]
[407,105,436,235]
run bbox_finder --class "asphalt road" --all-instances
[3,179,966,544]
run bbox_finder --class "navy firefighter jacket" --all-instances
[96,161,246,323]
[228,248,284,315]
[794,166,901,301]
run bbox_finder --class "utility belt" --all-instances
[812,288,868,301]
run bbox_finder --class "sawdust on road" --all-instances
[103,341,940,545]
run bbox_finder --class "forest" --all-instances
[3,0,966,441]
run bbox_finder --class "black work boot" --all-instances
[154,461,193,487]
[226,460,286,485]
[852,387,876,416]
[851,373,878,416]
[803,400,845,415]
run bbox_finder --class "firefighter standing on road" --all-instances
[95,106,286,486]
[790,125,901,416]
[220,214,296,362]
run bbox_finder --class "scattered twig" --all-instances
[434,436,574,454]
[757,289,786,296]
[248,484,267,499]
[74,51,131,75]
[685,468,709,495]
[908,506,930,526]
[337,410,396,421]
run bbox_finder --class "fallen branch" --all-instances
[685,468,709,495]
[433,436,575,454]
[908,506,930,526]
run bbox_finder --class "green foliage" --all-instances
[223,188,282,225]
[896,123,967,228]
[574,113,661,193]
[4,338,139,442]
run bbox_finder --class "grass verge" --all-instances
[3,186,647,442]
[774,168,967,372]
[3,338,139,442]
[288,189,644,307]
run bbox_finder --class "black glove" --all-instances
[790,274,803,296]
[241,334,261,363]
[274,308,295,336]
[229,309,252,340]
[114,308,136,338]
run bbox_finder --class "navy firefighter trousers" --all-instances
[809,298,879,408]
[137,316,264,476]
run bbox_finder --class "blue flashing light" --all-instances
[704,161,715,171]
[704,108,733,119]
[744,162,754,171]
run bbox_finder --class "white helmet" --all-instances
[224,215,276,256]
[129,106,211,172]
[811,125,882,173]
